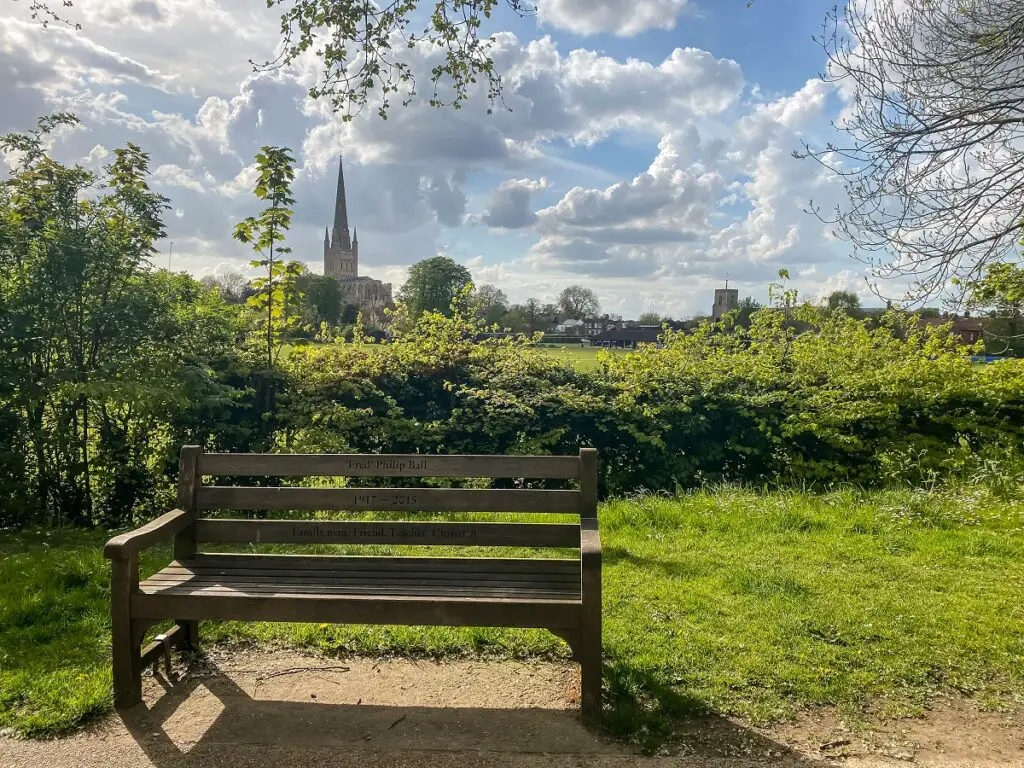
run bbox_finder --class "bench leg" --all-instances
[111,560,142,709]
[581,559,603,727]
[176,619,199,651]
[579,632,602,726]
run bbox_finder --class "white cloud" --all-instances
[536,0,691,37]
[0,3,862,317]
[474,177,550,229]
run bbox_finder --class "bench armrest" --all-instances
[581,518,601,569]
[104,509,191,560]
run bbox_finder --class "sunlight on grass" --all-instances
[2,486,1022,748]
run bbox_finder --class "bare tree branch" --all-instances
[799,0,1024,304]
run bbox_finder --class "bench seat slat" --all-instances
[199,453,581,479]
[140,584,577,599]
[146,572,579,587]
[142,581,578,596]
[180,554,579,572]
[131,592,583,628]
[139,557,582,604]
[196,487,581,513]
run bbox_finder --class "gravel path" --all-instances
[1,650,1020,767]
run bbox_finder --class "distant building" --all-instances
[712,287,739,320]
[555,318,585,334]
[323,156,392,324]
[583,314,624,336]
[920,316,984,345]
[592,326,663,349]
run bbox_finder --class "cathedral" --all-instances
[323,156,392,324]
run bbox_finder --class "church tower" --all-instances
[324,156,358,279]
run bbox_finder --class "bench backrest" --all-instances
[173,448,597,554]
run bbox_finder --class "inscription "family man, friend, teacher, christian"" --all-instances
[289,524,477,540]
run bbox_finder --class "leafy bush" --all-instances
[279,306,1024,495]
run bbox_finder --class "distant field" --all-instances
[534,343,629,371]
[284,342,632,371]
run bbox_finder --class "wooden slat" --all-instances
[199,453,580,479]
[131,592,583,628]
[140,585,579,600]
[143,576,579,593]
[148,573,581,589]
[139,622,187,668]
[195,519,581,548]
[196,487,581,513]
[151,579,578,593]
[141,588,576,601]
[180,554,579,573]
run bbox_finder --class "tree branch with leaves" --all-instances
[233,146,304,368]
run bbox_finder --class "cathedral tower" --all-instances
[324,156,358,278]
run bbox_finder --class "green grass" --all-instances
[2,487,1023,749]
[534,344,629,371]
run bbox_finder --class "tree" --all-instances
[540,302,561,328]
[966,261,1024,356]
[804,0,1024,301]
[500,305,530,333]
[16,1,534,120]
[558,285,600,320]
[826,290,863,317]
[397,255,473,317]
[233,146,303,368]
[300,273,344,327]
[472,283,509,326]
[637,312,661,324]
[735,296,763,328]
[0,114,245,526]
[522,298,543,331]
[200,270,248,303]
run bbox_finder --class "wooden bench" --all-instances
[104,447,603,723]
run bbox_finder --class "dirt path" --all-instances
[1,650,1020,767]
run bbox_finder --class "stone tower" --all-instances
[712,287,739,320]
[324,156,358,279]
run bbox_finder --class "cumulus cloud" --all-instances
[536,0,691,37]
[474,177,550,229]
[521,77,848,293]
[0,1,857,316]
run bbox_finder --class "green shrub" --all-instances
[278,306,1024,495]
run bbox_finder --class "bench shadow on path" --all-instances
[118,659,829,766]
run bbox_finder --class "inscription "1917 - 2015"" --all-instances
[350,492,417,506]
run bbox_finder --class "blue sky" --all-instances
[0,0,867,318]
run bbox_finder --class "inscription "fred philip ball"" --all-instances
[344,457,429,472]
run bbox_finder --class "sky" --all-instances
[0,0,871,319]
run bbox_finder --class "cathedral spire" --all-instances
[332,155,351,251]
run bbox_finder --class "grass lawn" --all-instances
[2,487,1022,749]
[534,344,629,371]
